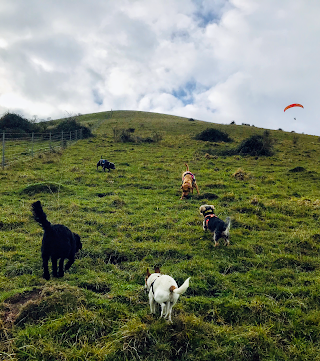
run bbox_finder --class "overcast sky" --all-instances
[0,0,319,134]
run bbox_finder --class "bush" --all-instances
[237,131,273,156]
[195,128,232,142]
[0,112,40,135]
[55,117,92,139]
[113,128,162,143]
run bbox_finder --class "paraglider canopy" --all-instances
[284,103,304,112]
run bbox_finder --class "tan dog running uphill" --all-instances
[181,163,200,199]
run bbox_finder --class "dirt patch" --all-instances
[20,182,66,195]
[1,289,42,329]
[196,193,219,200]
[233,168,251,181]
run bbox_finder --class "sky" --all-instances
[0,0,319,135]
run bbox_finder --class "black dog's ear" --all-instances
[74,234,82,250]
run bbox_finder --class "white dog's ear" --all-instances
[154,266,161,273]
[146,268,151,277]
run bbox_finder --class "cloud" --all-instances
[0,0,319,133]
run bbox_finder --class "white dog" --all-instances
[145,267,190,323]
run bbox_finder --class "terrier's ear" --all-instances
[146,268,151,277]
[154,266,161,273]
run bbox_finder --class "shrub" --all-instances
[0,112,40,136]
[289,166,306,173]
[55,117,92,139]
[237,131,273,156]
[113,128,162,143]
[195,128,232,142]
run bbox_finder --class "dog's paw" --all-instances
[43,272,50,280]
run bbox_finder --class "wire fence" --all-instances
[1,129,83,169]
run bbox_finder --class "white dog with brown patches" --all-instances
[145,267,190,323]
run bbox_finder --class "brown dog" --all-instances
[181,163,200,199]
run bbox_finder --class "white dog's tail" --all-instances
[170,277,190,295]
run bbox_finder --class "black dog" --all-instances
[97,157,116,172]
[199,204,231,247]
[32,201,82,280]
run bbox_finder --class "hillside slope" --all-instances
[1,110,320,360]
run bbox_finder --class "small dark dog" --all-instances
[97,157,116,172]
[199,204,231,247]
[32,201,82,280]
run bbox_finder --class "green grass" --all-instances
[1,110,320,360]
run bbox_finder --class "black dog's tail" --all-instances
[32,201,51,231]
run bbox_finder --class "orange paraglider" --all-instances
[284,103,304,112]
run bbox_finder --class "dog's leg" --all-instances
[203,220,207,231]
[51,257,59,277]
[58,258,65,277]
[213,233,219,247]
[42,256,50,280]
[163,302,170,319]
[166,302,173,323]
[65,256,75,271]
[149,293,156,314]
[160,303,166,318]
[195,182,200,194]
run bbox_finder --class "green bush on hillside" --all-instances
[0,112,92,139]
[237,130,274,156]
[55,117,93,139]
[113,127,162,143]
[0,112,40,136]
[195,128,232,142]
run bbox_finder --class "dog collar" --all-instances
[205,214,217,220]
[182,171,196,182]
[150,275,161,294]
[205,214,217,228]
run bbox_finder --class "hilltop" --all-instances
[1,110,320,360]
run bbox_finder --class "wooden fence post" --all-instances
[31,132,34,157]
[2,132,4,169]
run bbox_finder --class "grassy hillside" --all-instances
[1,110,320,360]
